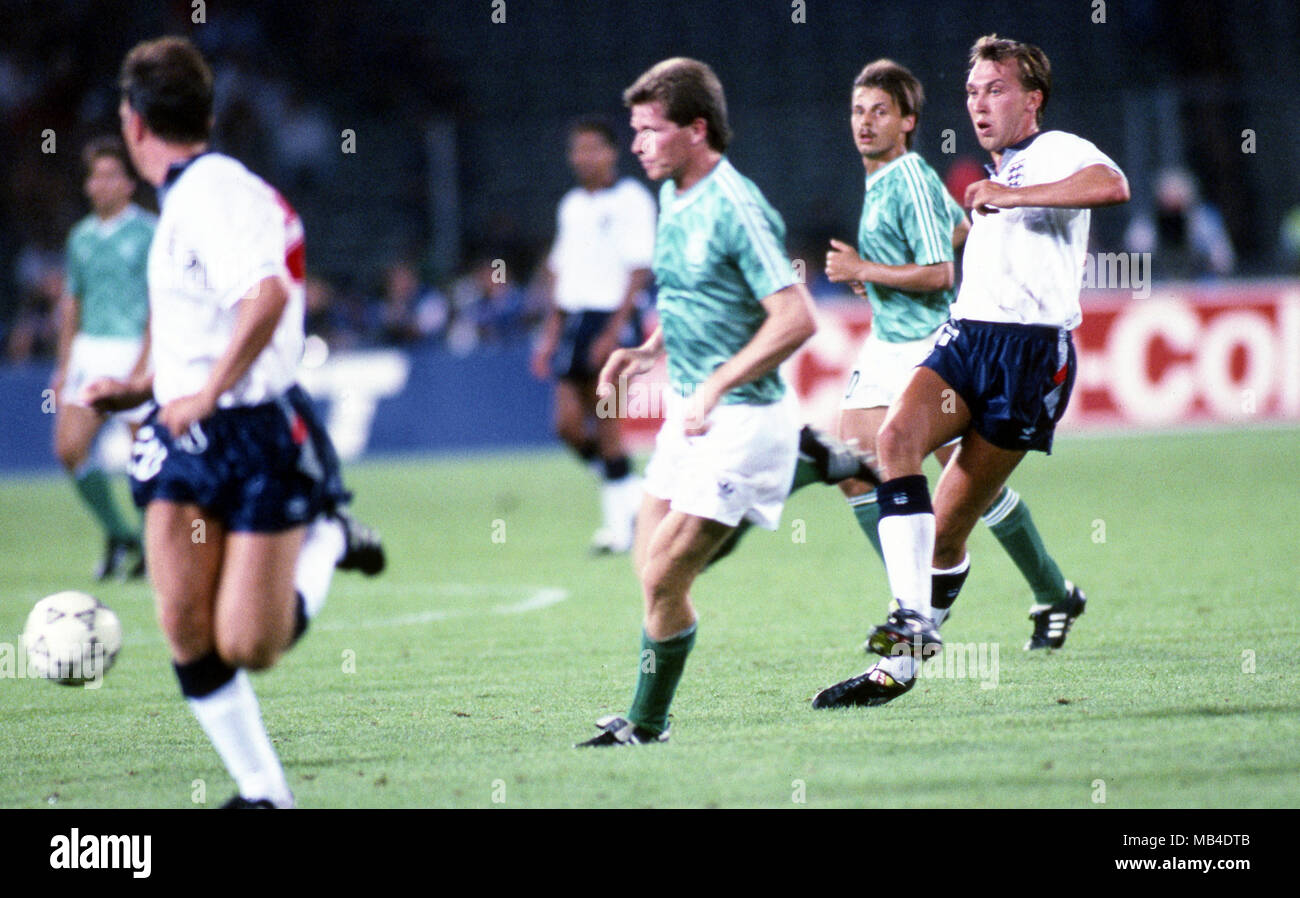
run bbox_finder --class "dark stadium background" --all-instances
[1,0,1297,463]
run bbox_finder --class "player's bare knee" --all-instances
[215,631,279,671]
[876,419,923,474]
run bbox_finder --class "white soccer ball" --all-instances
[22,591,122,685]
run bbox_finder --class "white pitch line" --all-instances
[113,583,569,644]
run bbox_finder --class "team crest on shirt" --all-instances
[1003,161,1025,187]
[684,231,711,267]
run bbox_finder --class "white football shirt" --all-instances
[549,177,656,312]
[148,153,305,407]
[950,130,1123,329]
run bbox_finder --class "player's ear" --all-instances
[690,117,709,146]
[902,115,917,136]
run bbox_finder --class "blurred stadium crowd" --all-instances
[4,0,1300,364]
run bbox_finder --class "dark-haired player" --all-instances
[532,117,656,554]
[815,36,1128,707]
[53,137,153,579]
[87,36,384,808]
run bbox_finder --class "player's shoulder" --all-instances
[68,213,98,242]
[122,204,158,233]
[1028,130,1103,158]
[612,176,655,202]
[173,153,275,202]
[710,158,774,215]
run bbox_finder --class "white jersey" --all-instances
[950,130,1123,329]
[148,153,305,407]
[549,177,656,312]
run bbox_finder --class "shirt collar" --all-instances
[985,131,1042,176]
[158,152,208,206]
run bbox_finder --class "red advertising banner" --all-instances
[624,282,1300,441]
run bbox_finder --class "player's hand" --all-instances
[81,376,149,414]
[159,391,216,438]
[826,239,867,283]
[683,382,721,437]
[529,343,554,380]
[596,345,656,400]
[850,281,867,298]
[964,179,1016,215]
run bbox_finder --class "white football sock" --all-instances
[877,512,936,619]
[188,670,293,807]
[295,515,345,618]
[876,652,917,683]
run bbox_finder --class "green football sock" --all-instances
[74,468,137,542]
[847,491,884,561]
[628,625,696,735]
[983,487,1067,605]
[789,456,821,494]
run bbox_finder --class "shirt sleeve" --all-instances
[895,160,955,267]
[64,231,82,301]
[209,178,291,310]
[725,193,797,302]
[1044,132,1125,183]
[615,182,657,270]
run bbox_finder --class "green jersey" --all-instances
[65,203,154,339]
[856,152,965,342]
[653,158,796,405]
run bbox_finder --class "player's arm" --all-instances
[952,216,970,250]
[157,276,289,436]
[529,257,565,379]
[965,163,1130,215]
[826,239,955,292]
[683,283,817,435]
[50,292,80,395]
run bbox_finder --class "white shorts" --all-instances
[643,389,799,530]
[63,334,149,423]
[841,328,941,410]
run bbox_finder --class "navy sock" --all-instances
[292,591,309,645]
[576,440,599,464]
[603,455,631,481]
[876,475,932,518]
[174,651,237,699]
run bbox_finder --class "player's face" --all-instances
[966,58,1041,153]
[850,86,914,163]
[85,156,134,216]
[568,130,617,187]
[629,101,695,183]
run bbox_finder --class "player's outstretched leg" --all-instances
[816,555,970,708]
[976,485,1085,650]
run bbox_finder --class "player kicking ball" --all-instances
[814,36,1127,710]
[577,58,818,746]
[86,37,384,807]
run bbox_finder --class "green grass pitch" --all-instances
[2,427,1298,808]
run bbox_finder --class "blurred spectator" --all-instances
[1125,168,1235,280]
[6,247,62,362]
[447,257,526,354]
[376,259,449,347]
[944,156,985,208]
[1278,204,1300,275]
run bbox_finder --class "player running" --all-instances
[531,117,656,555]
[814,35,1128,708]
[812,60,1087,709]
[86,36,384,808]
[577,58,818,746]
[52,137,153,580]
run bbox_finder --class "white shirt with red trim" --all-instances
[148,153,306,407]
[950,130,1123,329]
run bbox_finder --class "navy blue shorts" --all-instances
[552,308,642,381]
[130,384,350,532]
[921,319,1076,454]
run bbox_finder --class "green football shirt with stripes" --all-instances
[66,203,153,339]
[651,156,796,405]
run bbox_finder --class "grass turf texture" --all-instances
[1,427,1298,808]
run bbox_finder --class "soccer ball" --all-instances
[22,591,122,685]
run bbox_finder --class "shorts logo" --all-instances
[717,479,735,497]
[175,423,209,455]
